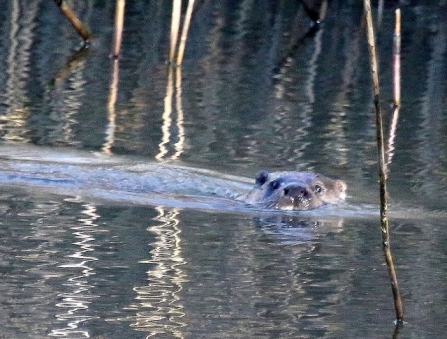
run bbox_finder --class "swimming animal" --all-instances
[0,144,347,211]
[244,170,347,210]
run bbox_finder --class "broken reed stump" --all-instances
[111,0,126,58]
[169,0,196,65]
[53,0,92,43]
[363,0,404,324]
[393,8,401,107]
[176,0,195,65]
[169,0,182,63]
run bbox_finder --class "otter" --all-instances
[244,170,347,211]
[0,144,347,212]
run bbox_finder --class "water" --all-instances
[0,1,447,338]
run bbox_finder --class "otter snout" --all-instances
[280,183,320,210]
[283,184,312,200]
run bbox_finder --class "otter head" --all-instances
[245,170,347,211]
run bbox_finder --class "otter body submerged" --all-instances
[0,145,347,211]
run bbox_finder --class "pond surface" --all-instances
[1,1,447,338]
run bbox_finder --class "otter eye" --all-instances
[314,182,325,194]
[270,180,281,190]
[255,170,270,186]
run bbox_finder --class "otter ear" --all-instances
[255,170,270,186]
[335,180,347,192]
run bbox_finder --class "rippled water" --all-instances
[1,1,447,338]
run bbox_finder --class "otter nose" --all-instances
[283,184,311,199]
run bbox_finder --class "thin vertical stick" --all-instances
[176,0,195,65]
[53,0,92,42]
[393,9,401,107]
[102,0,126,154]
[363,0,404,323]
[169,0,182,63]
[111,0,126,58]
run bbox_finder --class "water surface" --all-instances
[0,1,447,338]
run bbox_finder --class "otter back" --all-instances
[0,145,346,212]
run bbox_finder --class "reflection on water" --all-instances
[126,207,187,338]
[156,66,186,161]
[3,0,37,141]
[49,200,101,338]
[252,213,344,244]
[0,191,106,338]
[169,211,354,338]
[0,185,447,338]
[0,1,447,338]
[46,58,87,147]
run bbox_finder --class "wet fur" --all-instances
[244,170,347,211]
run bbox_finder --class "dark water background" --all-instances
[1,1,447,338]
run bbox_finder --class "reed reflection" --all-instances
[156,66,186,161]
[3,0,38,141]
[49,200,102,338]
[127,207,187,338]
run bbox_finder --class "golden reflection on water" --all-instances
[157,66,186,161]
[2,0,36,142]
[49,200,102,338]
[102,58,120,155]
[126,207,188,338]
[52,66,87,145]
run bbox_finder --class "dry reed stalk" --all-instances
[176,0,195,65]
[169,0,182,63]
[53,0,92,42]
[111,0,126,58]
[393,9,401,107]
[363,0,404,324]
[102,0,126,153]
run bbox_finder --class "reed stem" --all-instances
[169,0,182,63]
[393,9,401,107]
[53,0,92,42]
[177,0,195,65]
[363,0,404,324]
[111,0,126,58]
